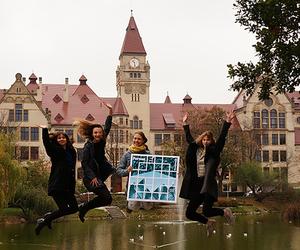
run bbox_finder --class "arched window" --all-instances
[261,109,269,128]
[133,116,139,129]
[270,109,278,128]
[253,112,260,128]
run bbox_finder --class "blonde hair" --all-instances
[73,119,105,141]
[195,131,215,148]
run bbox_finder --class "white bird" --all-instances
[226,233,232,239]
[163,232,166,235]
[243,233,248,237]
[129,238,134,242]
[213,230,216,234]
[138,224,141,228]
[139,235,144,241]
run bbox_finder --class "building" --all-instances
[1,14,300,192]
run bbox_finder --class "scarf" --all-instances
[128,144,147,153]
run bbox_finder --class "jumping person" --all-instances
[116,131,153,213]
[179,111,235,236]
[75,103,115,222]
[35,126,78,235]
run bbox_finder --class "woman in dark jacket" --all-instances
[179,111,235,236]
[75,103,115,222]
[35,126,78,235]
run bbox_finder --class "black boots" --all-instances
[35,212,52,236]
[78,203,88,223]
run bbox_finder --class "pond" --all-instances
[0,213,299,250]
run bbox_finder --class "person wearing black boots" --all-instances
[35,126,78,235]
[74,103,115,222]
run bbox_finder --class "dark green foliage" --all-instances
[228,0,300,100]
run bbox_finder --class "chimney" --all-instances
[36,76,43,102]
[38,77,42,84]
[63,77,69,103]
[22,77,26,83]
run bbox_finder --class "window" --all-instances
[272,150,279,162]
[264,98,273,107]
[255,150,261,162]
[8,110,14,121]
[119,130,124,143]
[281,168,288,181]
[21,127,29,141]
[279,113,285,128]
[270,109,277,128]
[130,116,142,129]
[262,134,269,145]
[262,150,269,162]
[253,112,260,128]
[23,110,28,122]
[279,134,286,145]
[261,109,269,128]
[174,134,182,144]
[30,127,39,141]
[126,130,129,144]
[263,167,270,175]
[119,118,123,125]
[280,151,286,162]
[155,134,163,146]
[163,134,171,142]
[30,147,39,160]
[65,129,73,141]
[272,134,278,145]
[15,109,22,122]
[273,168,280,178]
[20,146,29,160]
[255,134,261,145]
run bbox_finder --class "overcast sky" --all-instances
[0,0,257,104]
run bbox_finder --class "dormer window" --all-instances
[86,114,95,121]
[53,94,62,103]
[54,113,64,122]
[81,95,89,104]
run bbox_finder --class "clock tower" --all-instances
[116,14,150,139]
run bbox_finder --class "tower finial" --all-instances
[131,9,133,16]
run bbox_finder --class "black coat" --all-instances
[179,121,231,201]
[42,128,77,196]
[81,115,115,186]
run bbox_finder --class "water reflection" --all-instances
[0,214,299,250]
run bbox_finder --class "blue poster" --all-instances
[127,154,180,203]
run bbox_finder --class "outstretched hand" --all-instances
[226,110,236,123]
[103,102,113,115]
[182,112,188,123]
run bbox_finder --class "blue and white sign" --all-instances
[127,154,180,203]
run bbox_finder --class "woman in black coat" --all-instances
[179,111,235,235]
[75,103,115,222]
[35,126,78,235]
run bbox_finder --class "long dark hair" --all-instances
[74,119,106,142]
[50,132,73,149]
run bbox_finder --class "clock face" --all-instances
[130,58,139,68]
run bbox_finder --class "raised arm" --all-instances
[182,113,194,144]
[215,110,235,153]
[103,102,113,136]
[40,126,55,158]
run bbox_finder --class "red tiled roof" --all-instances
[120,16,146,56]
[295,128,300,145]
[41,84,110,125]
[150,103,238,130]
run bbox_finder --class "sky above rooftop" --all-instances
[0,0,257,104]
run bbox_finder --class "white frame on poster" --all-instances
[127,154,180,203]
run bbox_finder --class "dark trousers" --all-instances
[45,192,78,222]
[82,184,112,211]
[186,193,224,224]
